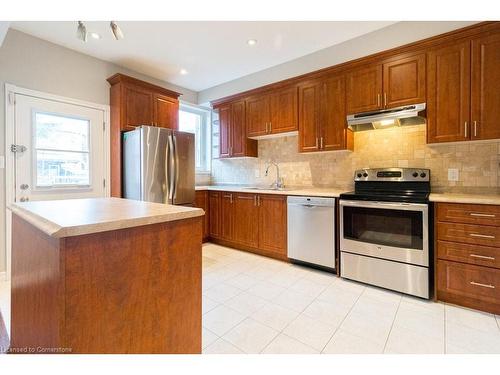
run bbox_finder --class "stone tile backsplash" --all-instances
[210,125,500,193]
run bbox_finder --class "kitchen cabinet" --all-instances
[298,74,352,153]
[258,195,287,257]
[427,41,471,143]
[206,190,288,260]
[246,86,298,137]
[233,193,259,248]
[436,202,500,314]
[427,29,500,143]
[346,54,425,114]
[216,100,258,158]
[107,73,181,197]
[194,190,210,241]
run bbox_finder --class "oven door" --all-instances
[340,200,429,267]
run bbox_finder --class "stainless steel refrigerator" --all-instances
[122,126,195,205]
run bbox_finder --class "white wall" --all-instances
[197,21,478,104]
[0,29,198,274]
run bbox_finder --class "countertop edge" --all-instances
[429,193,500,205]
[195,186,344,198]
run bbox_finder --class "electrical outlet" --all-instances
[448,168,459,182]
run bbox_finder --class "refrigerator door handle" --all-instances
[173,134,180,201]
[167,134,176,202]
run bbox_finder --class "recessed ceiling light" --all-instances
[247,39,257,46]
[89,32,101,40]
[180,69,188,75]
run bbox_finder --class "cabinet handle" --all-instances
[470,281,495,289]
[469,233,495,239]
[257,196,261,206]
[315,138,319,149]
[377,94,380,107]
[470,254,495,260]
[265,123,268,133]
[254,195,257,206]
[384,92,387,107]
[230,193,233,204]
[474,121,478,137]
[470,212,495,218]
[464,121,468,138]
[320,137,324,149]
[269,122,272,133]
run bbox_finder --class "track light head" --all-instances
[76,21,87,42]
[110,21,124,40]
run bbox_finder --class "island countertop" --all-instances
[9,197,204,238]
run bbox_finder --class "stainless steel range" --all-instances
[339,168,431,299]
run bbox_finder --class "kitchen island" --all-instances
[9,198,204,354]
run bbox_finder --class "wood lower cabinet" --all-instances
[194,190,210,241]
[436,202,500,314]
[207,190,288,260]
[258,195,287,257]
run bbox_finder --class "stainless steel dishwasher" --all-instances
[287,196,336,270]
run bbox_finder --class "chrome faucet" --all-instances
[265,162,284,189]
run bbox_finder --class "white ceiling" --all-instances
[10,21,396,92]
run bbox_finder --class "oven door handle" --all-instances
[339,200,428,211]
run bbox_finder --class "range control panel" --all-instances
[354,168,430,182]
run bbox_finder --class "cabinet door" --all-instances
[209,192,221,239]
[233,193,259,248]
[122,84,154,130]
[298,80,321,152]
[220,193,234,241]
[427,41,471,143]
[471,32,500,141]
[218,104,231,158]
[270,86,298,134]
[321,74,347,151]
[246,95,270,137]
[258,195,287,256]
[194,190,210,240]
[153,94,178,129]
[230,100,246,157]
[383,54,426,108]
[346,64,383,114]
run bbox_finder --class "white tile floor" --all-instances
[201,243,500,354]
[1,242,500,354]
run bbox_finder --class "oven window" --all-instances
[343,206,423,250]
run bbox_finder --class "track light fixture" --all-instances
[110,21,124,40]
[76,21,124,42]
[76,21,87,42]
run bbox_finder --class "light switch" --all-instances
[448,168,459,181]
[0,156,4,169]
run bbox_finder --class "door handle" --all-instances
[470,254,495,260]
[470,281,495,289]
[173,134,180,201]
[469,233,495,239]
[166,134,175,202]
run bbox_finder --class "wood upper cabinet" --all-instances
[258,195,287,256]
[427,41,471,143]
[153,94,179,129]
[471,31,500,141]
[299,74,352,153]
[233,193,259,248]
[346,64,383,114]
[298,80,321,152]
[216,100,257,158]
[107,73,181,197]
[383,54,426,108]
[246,94,269,137]
[246,86,298,137]
[220,193,235,241]
[208,192,221,239]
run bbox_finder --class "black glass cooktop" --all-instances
[339,190,430,204]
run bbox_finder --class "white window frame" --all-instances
[3,83,111,281]
[178,102,212,174]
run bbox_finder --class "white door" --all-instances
[13,94,106,202]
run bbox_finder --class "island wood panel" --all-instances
[10,214,202,354]
[471,30,500,141]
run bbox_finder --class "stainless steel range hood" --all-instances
[347,103,426,132]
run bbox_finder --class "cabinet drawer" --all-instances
[437,222,500,247]
[437,240,500,269]
[437,260,500,306]
[437,203,500,226]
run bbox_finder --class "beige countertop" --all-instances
[429,192,500,205]
[10,197,204,238]
[195,185,346,198]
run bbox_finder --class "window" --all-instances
[178,104,211,173]
[34,112,91,187]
